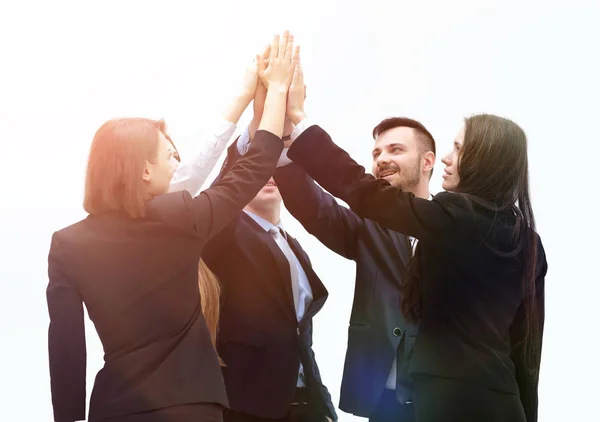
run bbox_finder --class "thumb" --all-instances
[291,65,300,86]
[256,54,266,74]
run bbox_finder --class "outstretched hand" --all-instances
[287,55,306,125]
[257,31,299,91]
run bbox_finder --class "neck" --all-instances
[244,202,281,226]
[409,180,431,199]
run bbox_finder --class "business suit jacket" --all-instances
[274,163,417,418]
[46,131,283,422]
[202,140,337,421]
[286,125,547,422]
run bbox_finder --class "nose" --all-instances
[441,152,452,166]
[376,152,390,166]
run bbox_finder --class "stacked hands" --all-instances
[239,31,307,146]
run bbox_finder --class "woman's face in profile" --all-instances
[441,124,464,191]
[144,132,180,196]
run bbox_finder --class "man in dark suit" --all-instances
[200,80,337,422]
[270,57,437,422]
[274,117,436,422]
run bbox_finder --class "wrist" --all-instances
[267,83,290,94]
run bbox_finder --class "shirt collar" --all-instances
[243,210,284,233]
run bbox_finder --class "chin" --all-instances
[442,180,455,191]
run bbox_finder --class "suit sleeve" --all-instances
[147,130,282,244]
[510,243,547,422]
[47,233,87,422]
[275,163,362,261]
[286,125,462,244]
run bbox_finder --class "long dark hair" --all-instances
[401,113,540,376]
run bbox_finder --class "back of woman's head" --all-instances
[457,114,529,211]
[84,118,167,219]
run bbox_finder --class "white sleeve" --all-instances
[169,120,237,196]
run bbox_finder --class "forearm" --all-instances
[222,91,254,125]
[275,164,361,259]
[258,87,288,137]
[169,121,237,196]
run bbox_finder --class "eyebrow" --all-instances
[386,143,406,149]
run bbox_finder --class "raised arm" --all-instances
[275,163,362,260]
[149,32,299,245]
[169,59,261,196]
[286,124,462,244]
[510,242,547,422]
[47,234,87,422]
[272,56,361,259]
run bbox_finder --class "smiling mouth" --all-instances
[378,170,397,178]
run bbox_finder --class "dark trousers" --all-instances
[369,389,415,422]
[412,374,526,422]
[224,388,328,422]
[103,403,223,422]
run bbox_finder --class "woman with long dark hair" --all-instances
[46,32,298,422]
[284,108,547,422]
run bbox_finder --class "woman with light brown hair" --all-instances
[46,32,299,422]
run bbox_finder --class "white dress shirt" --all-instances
[169,119,237,196]
[243,210,313,387]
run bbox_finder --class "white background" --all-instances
[1,0,598,421]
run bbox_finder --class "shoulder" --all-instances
[146,191,197,233]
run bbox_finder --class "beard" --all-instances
[377,155,422,190]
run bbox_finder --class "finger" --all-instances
[278,30,289,58]
[297,61,304,83]
[304,84,307,100]
[270,34,280,59]
[262,43,271,61]
[291,65,300,87]
[285,34,294,61]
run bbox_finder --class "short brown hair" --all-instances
[372,117,436,156]
[84,118,170,219]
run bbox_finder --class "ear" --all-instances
[422,151,435,175]
[142,160,152,183]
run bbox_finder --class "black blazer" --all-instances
[287,125,548,422]
[202,141,337,421]
[46,131,283,422]
[275,163,417,418]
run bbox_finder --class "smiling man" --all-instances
[274,116,436,422]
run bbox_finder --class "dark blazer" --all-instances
[287,125,547,422]
[46,131,283,422]
[274,163,417,418]
[202,140,337,421]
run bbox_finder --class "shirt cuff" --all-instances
[237,126,251,155]
[291,118,315,141]
[215,119,237,141]
[276,148,293,167]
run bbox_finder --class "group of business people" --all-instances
[46,31,547,422]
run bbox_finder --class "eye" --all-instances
[391,147,402,153]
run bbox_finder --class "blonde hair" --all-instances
[197,258,224,366]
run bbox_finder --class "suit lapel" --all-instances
[386,230,412,280]
[286,235,328,318]
[241,214,297,317]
